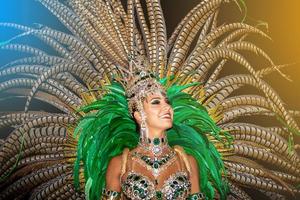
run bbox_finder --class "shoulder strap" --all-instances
[174,145,192,176]
[120,148,130,178]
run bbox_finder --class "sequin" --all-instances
[121,171,191,200]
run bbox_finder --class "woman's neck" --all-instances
[138,131,169,156]
[147,128,165,139]
[139,129,167,144]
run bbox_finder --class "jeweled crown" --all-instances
[120,54,165,114]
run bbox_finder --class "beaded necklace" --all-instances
[135,136,176,183]
[132,150,176,178]
[138,136,168,156]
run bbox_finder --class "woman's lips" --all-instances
[160,113,171,119]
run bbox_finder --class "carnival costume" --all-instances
[0,0,300,199]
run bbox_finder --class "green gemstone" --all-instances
[156,191,162,199]
[112,191,120,197]
[153,162,159,169]
[153,138,160,145]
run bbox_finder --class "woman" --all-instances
[71,57,229,200]
[72,54,229,200]
[104,88,202,199]
[1,0,299,199]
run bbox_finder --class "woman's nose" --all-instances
[162,102,171,111]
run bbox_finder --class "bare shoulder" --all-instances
[107,154,122,175]
[109,155,123,166]
[173,145,198,170]
[187,155,198,166]
[105,154,123,191]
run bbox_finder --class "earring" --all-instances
[137,100,148,144]
[140,111,148,144]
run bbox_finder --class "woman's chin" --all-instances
[162,123,173,130]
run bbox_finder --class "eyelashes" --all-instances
[151,99,161,105]
[150,99,170,105]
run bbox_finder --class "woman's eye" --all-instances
[151,99,160,104]
[165,99,170,105]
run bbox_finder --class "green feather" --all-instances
[73,81,230,200]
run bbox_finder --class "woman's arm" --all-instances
[187,155,206,200]
[188,155,200,193]
[103,155,122,199]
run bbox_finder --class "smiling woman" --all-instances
[135,92,173,134]
[105,82,203,199]
[0,0,300,200]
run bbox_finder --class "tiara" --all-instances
[118,54,165,114]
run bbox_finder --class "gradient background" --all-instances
[1,0,300,107]
[1,0,300,135]
[0,0,300,199]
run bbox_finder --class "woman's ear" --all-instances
[133,111,142,125]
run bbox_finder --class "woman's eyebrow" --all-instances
[150,96,162,100]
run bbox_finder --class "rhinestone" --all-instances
[153,146,161,154]
[153,138,160,145]
[140,71,146,77]
[153,162,159,169]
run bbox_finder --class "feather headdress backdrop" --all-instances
[0,0,300,199]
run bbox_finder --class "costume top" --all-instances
[107,146,205,200]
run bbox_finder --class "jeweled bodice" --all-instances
[120,146,192,200]
[121,171,191,200]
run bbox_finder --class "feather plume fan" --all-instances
[0,0,299,199]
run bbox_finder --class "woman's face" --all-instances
[134,92,173,132]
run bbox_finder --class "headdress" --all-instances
[117,52,167,145]
[120,53,165,115]
[1,1,299,200]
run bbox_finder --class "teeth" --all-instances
[162,114,170,118]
